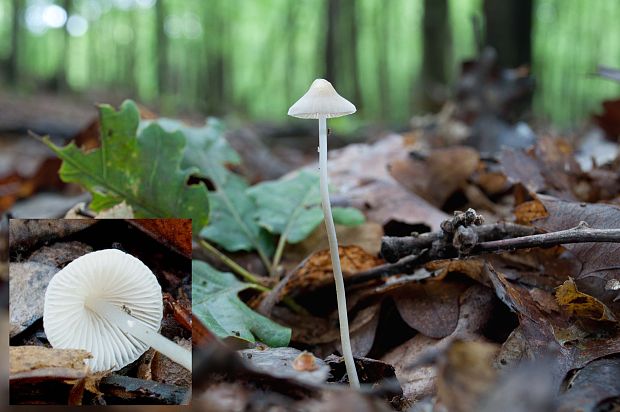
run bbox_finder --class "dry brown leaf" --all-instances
[594,98,620,139]
[474,168,510,196]
[388,146,480,207]
[381,284,495,402]
[514,199,549,224]
[151,338,192,388]
[381,334,438,400]
[277,303,381,358]
[425,259,485,282]
[534,195,620,316]
[392,279,470,338]
[281,245,384,297]
[326,135,449,231]
[283,221,384,265]
[555,357,620,412]
[488,264,620,388]
[129,219,192,258]
[555,278,617,324]
[500,137,582,200]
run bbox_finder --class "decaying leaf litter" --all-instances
[3,61,620,409]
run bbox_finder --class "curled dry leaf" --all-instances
[284,221,384,263]
[151,338,192,388]
[382,334,438,401]
[281,245,385,298]
[556,278,617,325]
[424,259,485,283]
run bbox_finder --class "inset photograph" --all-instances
[8,218,191,405]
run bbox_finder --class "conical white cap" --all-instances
[288,79,356,119]
[43,249,163,372]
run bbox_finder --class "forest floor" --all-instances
[3,64,620,409]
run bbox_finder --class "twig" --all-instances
[473,222,620,253]
[381,222,539,263]
[352,221,620,285]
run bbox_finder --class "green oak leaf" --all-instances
[200,173,275,260]
[140,117,239,184]
[247,170,365,243]
[192,260,291,347]
[142,117,274,264]
[42,100,209,233]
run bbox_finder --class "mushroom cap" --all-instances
[288,79,356,119]
[43,249,163,372]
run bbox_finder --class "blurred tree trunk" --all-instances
[285,2,297,103]
[325,0,339,83]
[155,0,169,96]
[483,0,532,67]
[418,0,452,111]
[204,1,226,115]
[324,0,360,104]
[6,0,20,85]
[55,0,71,91]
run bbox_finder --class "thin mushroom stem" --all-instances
[318,115,360,388]
[86,299,192,371]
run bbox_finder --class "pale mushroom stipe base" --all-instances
[288,79,360,388]
[43,249,192,372]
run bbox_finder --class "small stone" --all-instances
[9,261,58,337]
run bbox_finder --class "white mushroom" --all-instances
[43,249,191,372]
[288,79,359,388]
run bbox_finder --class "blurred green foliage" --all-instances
[1,0,619,127]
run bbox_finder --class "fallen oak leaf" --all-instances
[41,100,209,233]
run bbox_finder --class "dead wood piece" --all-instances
[358,218,620,285]
[381,222,538,263]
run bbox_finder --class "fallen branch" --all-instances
[351,218,620,285]
[380,222,539,263]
